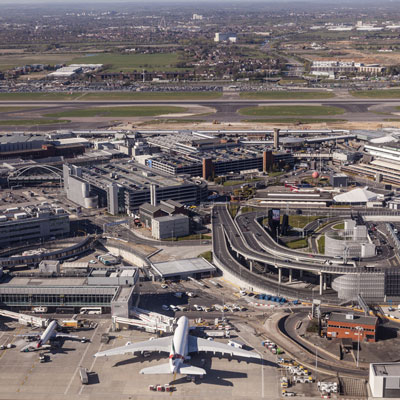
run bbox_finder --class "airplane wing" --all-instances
[94,336,172,358]
[54,333,80,340]
[188,336,260,359]
[15,333,41,338]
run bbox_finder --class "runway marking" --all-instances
[64,322,101,395]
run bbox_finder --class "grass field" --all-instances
[239,105,345,117]
[222,178,261,187]
[0,53,80,71]
[240,91,335,100]
[0,119,70,126]
[81,91,222,100]
[286,238,308,249]
[71,53,190,72]
[45,106,187,118]
[0,106,36,112]
[0,93,82,100]
[288,215,322,229]
[0,91,222,101]
[242,118,346,124]
[165,234,211,242]
[317,235,325,254]
[198,250,213,262]
[351,89,400,99]
[333,222,345,230]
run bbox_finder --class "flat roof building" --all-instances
[326,312,378,342]
[151,257,216,280]
[0,205,70,248]
[63,161,208,215]
[369,363,400,398]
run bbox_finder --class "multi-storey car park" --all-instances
[63,160,208,215]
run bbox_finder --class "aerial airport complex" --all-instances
[2,126,400,400]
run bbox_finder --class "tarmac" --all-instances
[0,316,280,400]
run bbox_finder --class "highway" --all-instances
[215,204,374,275]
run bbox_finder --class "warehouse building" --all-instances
[150,257,216,281]
[151,215,190,240]
[326,312,378,342]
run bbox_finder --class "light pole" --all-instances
[356,326,364,367]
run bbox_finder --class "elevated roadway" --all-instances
[212,204,392,299]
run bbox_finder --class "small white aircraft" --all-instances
[17,320,79,352]
[94,316,260,375]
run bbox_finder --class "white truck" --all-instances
[206,330,230,338]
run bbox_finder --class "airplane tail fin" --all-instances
[179,364,206,376]
[140,363,171,375]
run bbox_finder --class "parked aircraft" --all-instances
[94,316,260,375]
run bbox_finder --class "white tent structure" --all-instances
[333,187,379,204]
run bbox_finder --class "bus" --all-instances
[80,307,102,315]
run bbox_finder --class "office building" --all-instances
[0,205,70,248]
[326,312,378,342]
[63,161,208,215]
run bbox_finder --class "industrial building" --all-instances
[150,257,216,281]
[0,205,70,248]
[63,161,208,215]
[326,312,378,342]
[139,199,187,228]
[369,363,400,398]
[151,214,190,240]
[330,173,348,188]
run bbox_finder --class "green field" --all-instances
[0,91,222,101]
[222,178,261,187]
[0,106,36,112]
[351,89,400,99]
[333,222,345,229]
[198,251,213,262]
[0,93,82,100]
[241,118,346,124]
[0,119,70,126]
[317,235,325,254]
[286,238,308,249]
[71,53,190,73]
[239,105,345,117]
[45,106,187,118]
[81,91,222,100]
[240,91,335,100]
[0,53,80,71]
[288,215,322,229]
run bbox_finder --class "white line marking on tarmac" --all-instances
[78,342,104,396]
[64,322,101,395]
[237,332,264,398]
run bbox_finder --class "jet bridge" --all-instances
[0,309,48,328]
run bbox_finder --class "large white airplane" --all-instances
[17,320,79,352]
[94,316,260,375]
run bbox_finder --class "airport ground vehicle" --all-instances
[79,367,89,384]
[80,307,102,315]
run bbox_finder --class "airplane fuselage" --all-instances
[169,316,189,373]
